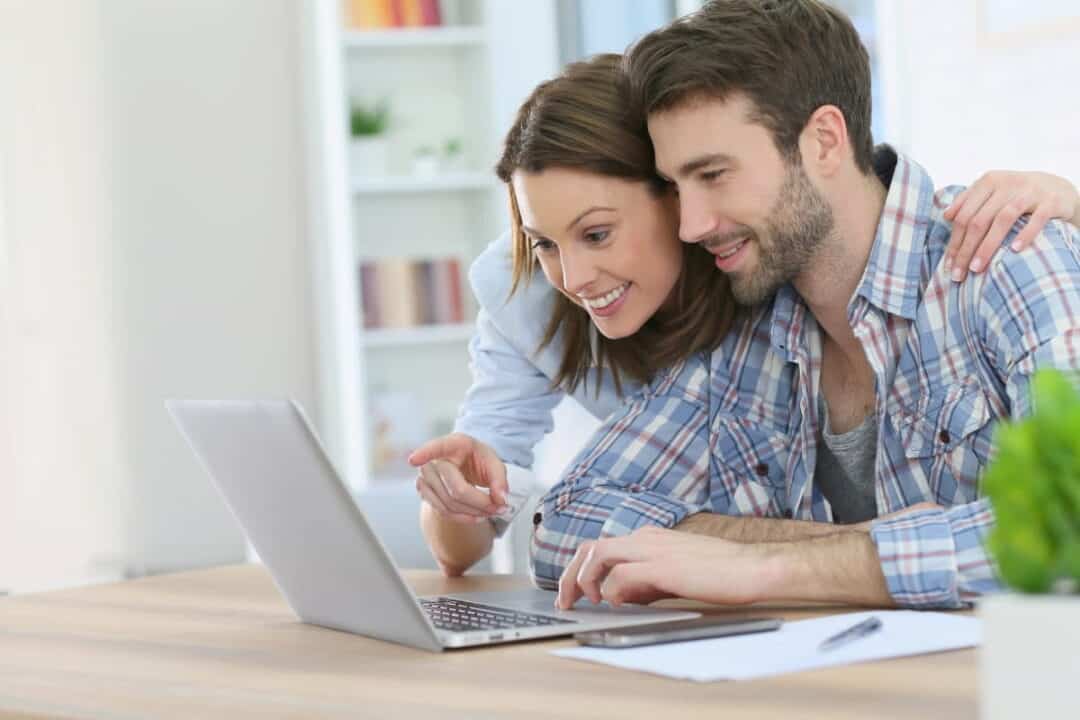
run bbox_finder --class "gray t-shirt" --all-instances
[814,393,879,523]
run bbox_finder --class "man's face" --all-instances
[648,94,834,305]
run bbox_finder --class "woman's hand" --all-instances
[943,170,1079,282]
[409,433,509,525]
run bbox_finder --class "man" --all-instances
[532,0,1080,610]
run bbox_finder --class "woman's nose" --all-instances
[560,249,599,296]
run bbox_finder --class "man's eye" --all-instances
[701,169,727,183]
[584,230,610,244]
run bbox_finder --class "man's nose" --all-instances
[678,187,719,244]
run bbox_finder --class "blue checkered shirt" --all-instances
[530,148,1080,608]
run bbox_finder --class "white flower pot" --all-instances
[442,152,466,172]
[349,136,388,177]
[411,153,439,178]
[979,593,1080,719]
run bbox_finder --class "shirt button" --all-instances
[754,462,769,477]
[532,512,542,527]
[938,430,951,444]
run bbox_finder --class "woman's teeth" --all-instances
[582,282,629,310]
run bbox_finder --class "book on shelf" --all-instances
[359,256,466,330]
[343,0,442,30]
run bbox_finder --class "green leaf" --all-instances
[349,98,390,137]
[984,368,1080,594]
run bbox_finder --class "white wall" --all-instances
[877,0,1080,187]
[0,0,132,592]
[487,1,560,146]
[0,0,316,591]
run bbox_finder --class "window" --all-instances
[558,0,677,64]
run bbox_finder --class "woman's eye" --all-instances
[701,169,727,183]
[531,239,556,253]
[584,230,610,244]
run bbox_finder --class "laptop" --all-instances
[166,399,699,652]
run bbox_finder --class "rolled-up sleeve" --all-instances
[529,357,713,589]
[870,499,998,608]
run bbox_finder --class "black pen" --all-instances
[818,616,883,652]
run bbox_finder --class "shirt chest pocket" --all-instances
[891,385,996,490]
[709,417,790,517]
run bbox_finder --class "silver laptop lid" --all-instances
[167,399,442,652]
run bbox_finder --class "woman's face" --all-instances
[512,168,683,340]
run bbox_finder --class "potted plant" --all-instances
[349,99,390,177]
[410,144,439,177]
[979,368,1080,719]
[442,137,465,171]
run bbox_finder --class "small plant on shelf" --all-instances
[443,136,464,171]
[348,99,390,177]
[411,145,439,177]
[349,99,390,138]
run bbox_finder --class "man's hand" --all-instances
[556,526,896,610]
[556,527,775,609]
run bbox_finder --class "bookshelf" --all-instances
[362,322,475,348]
[343,26,485,48]
[301,0,559,491]
[351,171,493,194]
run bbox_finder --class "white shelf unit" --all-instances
[301,0,560,492]
[362,322,475,348]
[351,171,493,194]
[343,26,486,48]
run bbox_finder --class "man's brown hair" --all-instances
[625,0,875,173]
[495,54,734,395]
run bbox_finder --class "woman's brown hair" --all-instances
[495,53,734,396]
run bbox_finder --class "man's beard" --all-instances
[728,163,834,306]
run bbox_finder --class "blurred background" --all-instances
[1,0,1077,593]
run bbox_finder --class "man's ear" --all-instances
[799,105,848,178]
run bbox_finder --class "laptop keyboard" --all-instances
[420,597,575,633]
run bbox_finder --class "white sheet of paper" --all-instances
[552,610,981,682]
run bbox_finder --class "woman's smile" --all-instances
[580,281,631,316]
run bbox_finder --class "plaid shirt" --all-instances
[530,148,1080,608]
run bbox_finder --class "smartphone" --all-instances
[574,616,782,648]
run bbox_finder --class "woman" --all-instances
[410,54,1080,577]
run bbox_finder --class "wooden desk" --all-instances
[0,565,976,719]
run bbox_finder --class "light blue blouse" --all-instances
[451,233,634,468]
